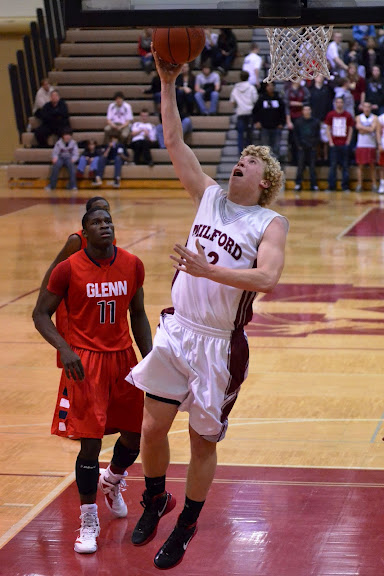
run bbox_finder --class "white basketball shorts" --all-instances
[126,308,249,442]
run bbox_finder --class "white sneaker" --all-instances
[74,509,100,554]
[98,468,128,517]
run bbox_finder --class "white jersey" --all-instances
[356,113,377,148]
[378,114,384,148]
[171,184,288,331]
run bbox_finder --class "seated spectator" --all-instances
[156,114,193,149]
[144,73,161,114]
[284,80,310,164]
[76,139,102,183]
[176,63,196,116]
[327,31,348,78]
[242,43,263,88]
[34,89,70,147]
[138,28,153,73]
[211,28,237,75]
[33,78,53,117]
[130,109,158,166]
[293,105,321,192]
[334,78,355,118]
[355,101,378,191]
[362,37,381,79]
[45,128,79,192]
[98,136,130,189]
[194,65,221,115]
[201,28,218,67]
[325,96,354,192]
[253,82,286,160]
[343,40,363,68]
[365,65,384,115]
[104,91,133,145]
[352,25,376,48]
[347,63,366,113]
[230,71,258,155]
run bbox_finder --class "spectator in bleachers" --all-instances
[327,31,348,78]
[98,135,130,189]
[242,43,263,89]
[211,29,237,75]
[362,37,381,79]
[253,82,286,160]
[355,101,378,191]
[144,73,161,114]
[176,63,196,116]
[156,114,193,149]
[285,80,310,164]
[34,89,70,147]
[130,109,158,166]
[376,110,384,193]
[293,105,320,192]
[325,96,354,191]
[76,139,102,183]
[346,63,366,113]
[138,28,153,73]
[104,91,133,145]
[194,65,221,116]
[343,40,363,69]
[352,25,376,48]
[309,74,334,163]
[201,29,219,67]
[334,78,355,118]
[365,65,384,115]
[230,71,258,155]
[45,128,79,192]
[33,78,54,116]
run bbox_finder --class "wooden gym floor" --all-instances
[0,170,384,574]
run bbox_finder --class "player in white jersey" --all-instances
[126,46,289,570]
[376,111,384,193]
[355,101,378,192]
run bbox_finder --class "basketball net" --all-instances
[264,25,334,82]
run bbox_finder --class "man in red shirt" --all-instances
[33,207,152,554]
[325,97,354,191]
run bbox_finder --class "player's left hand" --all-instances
[170,239,212,277]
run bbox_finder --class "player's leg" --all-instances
[131,395,178,546]
[153,425,216,569]
[74,438,102,554]
[369,161,377,189]
[356,161,363,191]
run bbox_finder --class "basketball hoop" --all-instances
[264,25,334,83]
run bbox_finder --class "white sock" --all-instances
[104,465,127,484]
[80,503,98,514]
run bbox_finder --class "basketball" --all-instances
[152,27,205,64]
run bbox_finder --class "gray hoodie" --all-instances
[52,137,79,162]
[230,81,258,116]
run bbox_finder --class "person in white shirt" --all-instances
[104,91,133,144]
[326,32,348,78]
[230,70,258,154]
[376,110,384,193]
[242,43,263,88]
[194,66,221,115]
[33,78,54,116]
[130,109,158,166]
[355,101,378,191]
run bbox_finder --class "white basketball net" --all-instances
[264,25,334,82]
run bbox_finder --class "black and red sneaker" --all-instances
[153,521,197,570]
[131,491,176,546]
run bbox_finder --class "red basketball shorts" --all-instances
[355,147,377,165]
[379,151,384,166]
[51,346,144,439]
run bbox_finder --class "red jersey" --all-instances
[325,110,354,146]
[48,247,144,352]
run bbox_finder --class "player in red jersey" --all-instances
[33,207,152,554]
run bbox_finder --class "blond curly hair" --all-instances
[240,145,284,207]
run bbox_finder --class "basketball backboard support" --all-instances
[63,0,384,28]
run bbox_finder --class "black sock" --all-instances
[178,496,205,526]
[145,475,166,497]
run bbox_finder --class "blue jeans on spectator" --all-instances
[98,155,123,179]
[50,157,77,189]
[328,145,350,190]
[261,128,282,159]
[236,114,253,155]
[77,155,100,175]
[156,117,193,149]
[194,90,219,115]
[296,147,318,188]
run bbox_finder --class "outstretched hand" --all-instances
[170,239,212,277]
[151,43,183,83]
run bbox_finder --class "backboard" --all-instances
[64,0,384,27]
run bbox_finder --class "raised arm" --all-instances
[129,286,152,359]
[153,46,215,208]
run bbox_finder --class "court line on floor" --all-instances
[369,409,384,443]
[336,207,373,240]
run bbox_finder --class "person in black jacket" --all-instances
[365,65,384,115]
[176,63,196,116]
[293,105,321,191]
[211,29,237,74]
[253,82,286,159]
[34,90,71,147]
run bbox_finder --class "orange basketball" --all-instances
[153,27,205,65]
